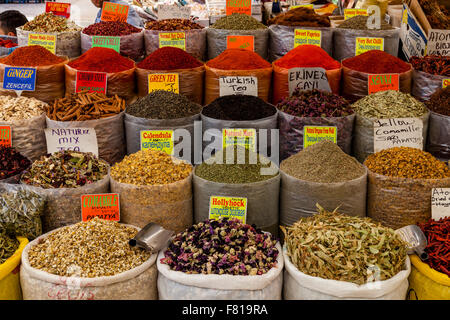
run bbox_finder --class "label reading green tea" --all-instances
[209,196,247,224]
[92,36,120,53]
[222,128,256,151]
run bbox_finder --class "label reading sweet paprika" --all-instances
[226,0,252,16]
[140,130,174,155]
[148,73,179,94]
[226,35,254,52]
[431,188,450,220]
[373,118,423,152]
[0,126,12,147]
[294,29,321,48]
[355,37,384,56]
[288,67,331,95]
[344,8,368,20]
[46,2,71,19]
[27,33,57,53]
[159,32,186,50]
[3,67,36,94]
[443,79,449,88]
[368,74,400,94]
[222,128,256,151]
[101,1,129,22]
[81,193,120,222]
[92,36,120,53]
[209,196,247,224]
[219,76,258,97]
[303,126,337,149]
[75,71,107,94]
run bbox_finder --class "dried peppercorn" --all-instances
[145,19,203,31]
[410,55,450,76]
[0,147,31,180]
[83,21,141,36]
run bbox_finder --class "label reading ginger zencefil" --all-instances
[288,67,331,95]
[209,196,247,224]
[368,74,399,94]
[75,71,107,94]
[294,29,321,48]
[0,126,12,147]
[226,0,251,16]
[140,130,174,155]
[148,73,179,94]
[219,76,257,97]
[303,126,337,149]
[373,118,423,152]
[431,188,450,220]
[81,193,120,222]
[222,128,256,151]
[101,2,129,22]
[355,37,384,56]
[226,35,254,51]
[159,32,186,50]
[3,67,36,93]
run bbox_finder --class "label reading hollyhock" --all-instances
[209,196,248,224]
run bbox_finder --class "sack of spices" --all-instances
[110,149,193,233]
[277,89,355,160]
[0,147,31,184]
[333,16,400,61]
[20,151,110,232]
[65,47,136,102]
[144,19,206,61]
[81,21,144,61]
[425,87,450,161]
[267,7,333,61]
[204,49,272,104]
[410,56,450,101]
[352,90,429,162]
[282,205,411,300]
[0,46,68,103]
[157,218,283,300]
[136,47,204,105]
[17,13,82,58]
[272,45,342,104]
[365,147,450,229]
[0,96,48,161]
[207,14,269,60]
[20,219,158,300]
[45,92,126,165]
[341,51,412,102]
[194,147,280,236]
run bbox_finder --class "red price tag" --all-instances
[226,0,252,15]
[75,71,107,94]
[368,74,400,94]
[101,1,129,22]
[81,193,120,222]
[226,35,254,51]
[46,2,71,19]
[0,126,11,147]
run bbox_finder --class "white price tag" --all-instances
[288,67,331,96]
[45,128,98,156]
[219,76,258,97]
[373,118,423,152]
[431,188,450,220]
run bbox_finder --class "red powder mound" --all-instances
[68,47,134,73]
[207,49,271,70]
[0,45,64,67]
[274,45,340,70]
[342,50,411,74]
[137,47,202,70]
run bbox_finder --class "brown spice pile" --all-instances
[268,7,330,27]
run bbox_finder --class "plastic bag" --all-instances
[366,170,450,229]
[136,65,204,105]
[0,114,47,162]
[0,236,28,300]
[157,242,283,300]
[341,64,412,102]
[332,28,400,62]
[411,70,447,102]
[65,64,136,102]
[407,255,450,300]
[283,246,411,300]
[272,64,341,104]
[204,65,272,105]
[280,169,367,227]
[144,29,206,61]
[268,25,333,62]
[353,112,430,163]
[110,173,193,233]
[46,113,126,165]
[20,225,158,300]
[278,111,355,161]
[207,28,269,60]
[0,57,68,104]
[426,111,450,162]
[193,172,280,236]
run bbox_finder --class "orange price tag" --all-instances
[101,1,129,22]
[368,74,400,94]
[226,0,252,15]
[81,193,120,222]
[226,35,254,51]
[0,126,11,147]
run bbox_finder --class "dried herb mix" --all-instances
[211,13,267,30]
[0,229,19,264]
[281,204,407,285]
[0,147,31,180]
[338,15,393,30]
[22,12,81,33]
[426,87,450,116]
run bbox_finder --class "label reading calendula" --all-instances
[219,76,258,97]
[148,73,179,94]
[368,74,399,94]
[0,126,12,147]
[159,32,186,50]
[303,126,337,149]
[92,36,120,53]
[344,8,367,20]
[3,67,36,93]
[226,35,254,51]
[222,128,256,151]
[443,79,449,88]
[28,33,57,54]
[373,118,423,152]
[140,130,174,155]
[81,193,120,222]
[355,37,384,56]
[209,196,247,224]
[431,188,450,220]
[294,29,321,48]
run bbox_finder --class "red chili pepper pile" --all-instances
[83,21,141,36]
[68,47,134,73]
[418,217,450,277]
[409,55,450,76]
[0,39,18,48]
[0,146,31,180]
[137,47,202,70]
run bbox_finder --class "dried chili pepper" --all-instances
[410,55,450,76]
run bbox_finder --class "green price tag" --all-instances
[92,36,120,53]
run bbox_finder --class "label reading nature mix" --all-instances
[75,71,107,94]
[443,79,449,88]
[222,128,256,151]
[209,196,248,224]
[46,2,71,19]
[28,33,56,53]
[91,36,120,53]
[140,130,174,155]
[219,76,258,97]
[288,67,331,95]
[148,73,179,94]
[101,1,129,22]
[226,0,252,16]
[45,128,99,155]
[373,118,423,152]
[226,35,254,51]
[431,188,450,220]
[3,67,36,92]
[344,8,368,20]
[294,29,321,48]
[0,126,12,147]
[159,32,186,50]
[303,126,337,149]
[368,74,400,94]
[81,193,120,222]
[355,37,384,56]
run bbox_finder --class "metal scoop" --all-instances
[395,225,429,261]
[129,223,174,253]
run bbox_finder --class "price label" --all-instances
[148,73,179,94]
[226,0,252,16]
[226,35,254,51]
[101,1,129,22]
[368,74,399,94]
[426,29,450,56]
[373,118,423,152]
[344,8,368,20]
[3,67,36,93]
[92,36,120,53]
[159,32,186,50]
[46,2,71,19]
[288,67,331,95]
[28,33,56,53]
[209,196,247,224]
[294,29,321,48]
[219,76,258,97]
[140,130,174,155]
[45,128,99,155]
[291,5,314,9]
[431,188,450,220]
[0,126,12,147]
[81,193,120,222]
[303,126,337,149]
[222,128,256,151]
[355,37,384,56]
[158,4,191,19]
[75,71,107,94]
[443,79,449,88]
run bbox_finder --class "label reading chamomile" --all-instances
[45,128,99,155]
[226,35,254,52]
[3,67,36,94]
[159,32,186,50]
[355,37,384,56]
[101,1,129,22]
[140,130,174,155]
[294,29,322,48]
[443,79,449,88]
[431,188,450,220]
[0,126,12,147]
[209,196,248,224]
[92,36,120,53]
[81,193,120,222]
[344,8,368,20]
[368,74,399,94]
[373,118,423,152]
[288,67,331,95]
[148,73,179,94]
[75,71,107,94]
[219,76,258,97]
[303,126,337,149]
[226,0,252,16]
[222,128,256,151]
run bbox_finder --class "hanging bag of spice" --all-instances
[0,235,28,300]
[144,19,206,61]
[136,47,205,105]
[425,87,450,161]
[410,56,450,101]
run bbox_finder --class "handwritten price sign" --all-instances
[226,0,251,16]
[101,2,129,22]
[148,73,179,94]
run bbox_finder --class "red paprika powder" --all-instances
[68,47,134,73]
[0,45,64,67]
[206,49,271,70]
[137,47,202,70]
[343,50,411,74]
[274,45,340,70]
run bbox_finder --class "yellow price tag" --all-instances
[222,128,256,151]
[443,79,449,88]
[28,33,56,54]
[159,32,186,50]
[148,73,179,94]
[209,196,247,224]
[294,29,321,48]
[303,126,337,149]
[344,8,368,20]
[355,37,384,56]
[140,130,174,155]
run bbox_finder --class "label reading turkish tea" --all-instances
[28,33,57,53]
[431,188,450,220]
[101,2,129,22]
[159,32,186,50]
[355,37,384,56]
[75,71,107,94]
[303,126,337,149]
[426,29,450,56]
[0,126,12,147]
[443,79,449,88]
[288,67,331,95]
[219,76,258,97]
[3,67,36,93]
[140,130,174,155]
[209,196,247,224]
[92,36,120,53]
[294,29,322,48]
[368,74,400,94]
[344,8,368,20]
[148,73,179,94]
[45,128,99,155]
[226,35,254,51]
[157,4,191,19]
[222,128,256,151]
[226,0,252,16]
[81,193,120,222]
[46,2,71,19]
[373,118,423,152]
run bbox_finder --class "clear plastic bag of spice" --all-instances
[426,111,450,162]
[411,70,447,102]
[206,28,269,60]
[81,30,145,61]
[46,114,126,165]
[144,29,206,61]
[136,66,205,105]
[193,171,280,236]
[268,25,333,62]
[278,111,355,161]
[204,65,272,105]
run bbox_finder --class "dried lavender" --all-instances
[0,147,31,180]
